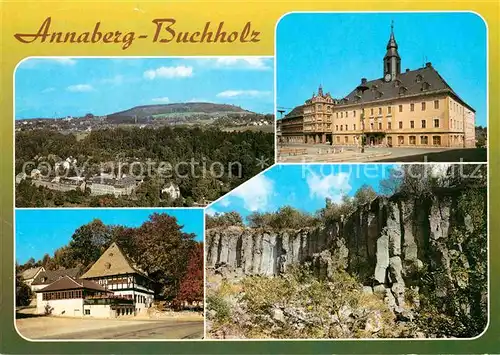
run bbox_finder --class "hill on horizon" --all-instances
[106,102,254,122]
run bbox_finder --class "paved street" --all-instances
[277,143,486,162]
[16,316,204,340]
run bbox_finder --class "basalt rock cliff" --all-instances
[206,189,486,319]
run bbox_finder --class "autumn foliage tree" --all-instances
[176,242,204,306]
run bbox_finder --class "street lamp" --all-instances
[356,79,370,153]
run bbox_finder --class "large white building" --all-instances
[80,242,155,315]
[35,243,155,318]
[36,276,114,317]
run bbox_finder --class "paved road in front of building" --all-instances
[45,320,204,339]
[16,316,204,340]
[277,144,486,162]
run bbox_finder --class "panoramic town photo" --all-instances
[205,163,487,339]
[276,13,487,162]
[15,209,204,340]
[15,57,274,207]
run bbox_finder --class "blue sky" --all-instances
[15,57,274,119]
[277,12,487,126]
[207,164,397,222]
[15,208,204,264]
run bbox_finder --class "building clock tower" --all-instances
[383,21,401,82]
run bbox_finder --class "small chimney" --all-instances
[425,62,432,68]
[405,68,410,73]
[361,78,367,84]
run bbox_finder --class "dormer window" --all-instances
[394,79,402,88]
[416,74,423,83]
[421,82,431,91]
[398,86,408,95]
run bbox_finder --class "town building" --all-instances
[279,24,476,148]
[80,242,155,315]
[15,172,27,184]
[31,267,82,292]
[35,243,155,318]
[161,182,181,200]
[89,176,136,197]
[18,266,45,291]
[35,276,115,317]
[32,177,86,192]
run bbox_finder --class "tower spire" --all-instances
[383,20,401,80]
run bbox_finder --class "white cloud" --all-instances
[231,174,274,211]
[41,87,55,94]
[216,90,271,98]
[219,198,231,207]
[306,172,352,202]
[143,65,193,80]
[50,58,77,66]
[151,97,170,103]
[214,57,271,71]
[67,84,94,92]
[205,207,218,216]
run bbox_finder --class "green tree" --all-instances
[16,275,33,307]
[68,219,112,267]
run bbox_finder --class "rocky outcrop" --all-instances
[206,190,484,317]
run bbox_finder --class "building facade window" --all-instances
[409,136,416,145]
[388,122,392,130]
[353,110,356,117]
[370,123,374,130]
[346,111,348,118]
[336,125,338,131]
[410,103,415,111]
[422,102,426,111]
[387,136,392,145]
[421,120,426,128]
[398,136,404,145]
[378,107,382,115]
[434,100,439,109]
[370,108,374,115]
[344,136,348,143]
[434,119,439,128]
[399,121,403,129]
[336,136,340,143]
[410,121,414,129]
[433,136,441,145]
[399,105,403,112]
[378,122,382,130]
[345,124,348,131]
[341,112,343,118]
[420,136,428,145]
[388,106,392,114]
[340,125,343,131]
[353,124,356,130]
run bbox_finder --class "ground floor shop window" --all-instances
[420,136,429,145]
[398,136,404,145]
[433,136,441,145]
[409,136,416,145]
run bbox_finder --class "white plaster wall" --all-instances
[37,298,83,316]
[82,304,114,318]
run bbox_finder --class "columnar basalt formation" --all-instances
[206,191,482,316]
